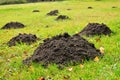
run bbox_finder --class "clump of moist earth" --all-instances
[8,33,38,47]
[1,22,25,29]
[32,10,40,12]
[23,33,102,66]
[56,15,70,20]
[79,23,112,36]
[47,10,59,16]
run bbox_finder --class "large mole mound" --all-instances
[47,10,59,16]
[23,33,102,66]
[1,22,25,29]
[8,33,38,47]
[79,23,112,36]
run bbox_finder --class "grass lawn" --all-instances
[0,1,120,80]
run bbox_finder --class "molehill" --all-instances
[79,23,112,36]
[32,10,40,12]
[23,33,102,66]
[8,33,38,47]
[1,22,25,29]
[47,10,59,16]
[56,15,70,20]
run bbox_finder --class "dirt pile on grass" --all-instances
[67,8,72,10]
[79,23,112,36]
[56,15,70,20]
[95,0,101,1]
[32,10,40,12]
[1,22,25,29]
[8,33,38,47]
[23,33,101,66]
[112,6,117,8]
[47,10,59,16]
[88,6,93,9]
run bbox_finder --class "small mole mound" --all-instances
[67,8,72,10]
[96,0,101,1]
[88,7,93,9]
[8,33,38,47]
[1,22,25,29]
[112,6,117,8]
[32,10,40,12]
[47,10,59,16]
[79,23,112,36]
[45,25,49,28]
[56,15,70,20]
[23,33,102,66]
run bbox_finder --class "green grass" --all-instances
[0,1,120,80]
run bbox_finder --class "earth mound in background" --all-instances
[112,6,117,8]
[32,10,40,12]
[79,23,112,36]
[88,6,93,9]
[1,22,25,29]
[56,15,70,20]
[8,33,38,47]
[23,33,102,66]
[47,10,59,16]
[67,8,72,10]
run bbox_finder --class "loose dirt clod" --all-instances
[47,10,59,16]
[23,33,102,66]
[7,33,38,47]
[79,23,112,36]
[56,15,70,20]
[1,22,25,29]
[32,10,40,12]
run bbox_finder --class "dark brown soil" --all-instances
[32,10,40,12]
[88,7,93,9]
[1,22,25,29]
[79,23,112,36]
[23,33,102,66]
[56,15,70,20]
[7,33,38,47]
[47,10,59,16]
